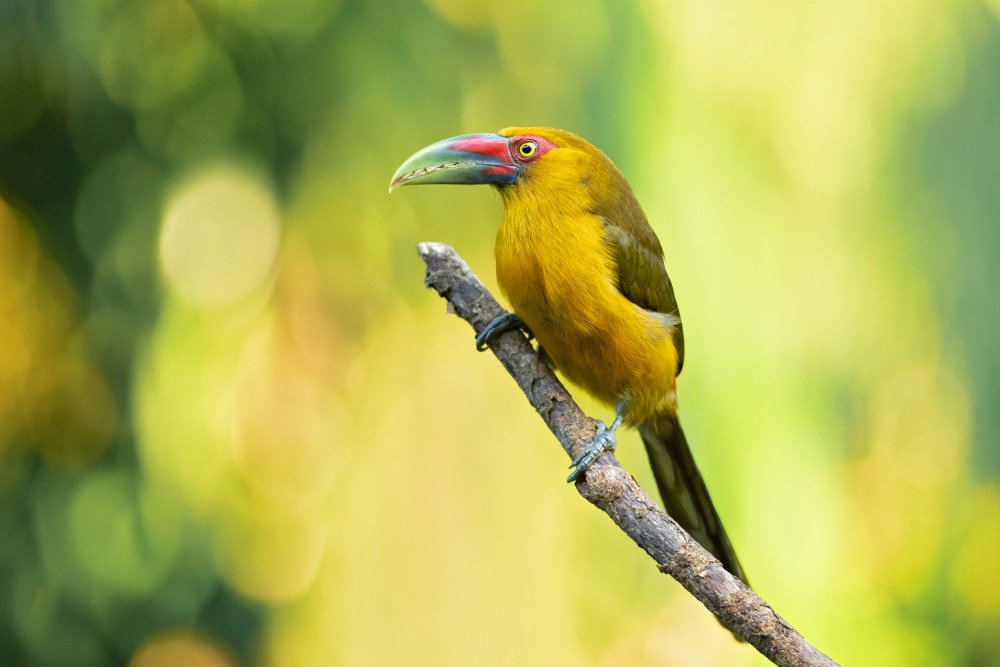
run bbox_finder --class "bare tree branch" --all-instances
[417,241,839,667]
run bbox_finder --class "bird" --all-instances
[389,127,749,587]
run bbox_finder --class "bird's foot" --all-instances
[476,312,533,351]
[567,421,619,482]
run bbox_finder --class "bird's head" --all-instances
[390,126,647,232]
[389,127,626,204]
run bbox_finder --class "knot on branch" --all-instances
[577,463,627,507]
[659,537,717,579]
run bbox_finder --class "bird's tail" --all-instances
[638,412,749,587]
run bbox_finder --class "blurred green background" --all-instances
[1,0,999,665]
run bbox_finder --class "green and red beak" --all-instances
[389,133,519,192]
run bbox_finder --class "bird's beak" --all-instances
[389,133,518,192]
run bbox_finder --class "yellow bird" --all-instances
[390,127,748,586]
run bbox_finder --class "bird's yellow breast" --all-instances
[494,175,679,425]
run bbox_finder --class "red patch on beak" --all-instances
[483,165,516,176]
[452,136,514,163]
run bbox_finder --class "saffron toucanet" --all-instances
[390,128,749,588]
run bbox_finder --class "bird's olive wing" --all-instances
[602,220,685,374]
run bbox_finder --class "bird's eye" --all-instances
[518,141,538,158]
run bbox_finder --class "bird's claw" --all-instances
[475,312,533,351]
[567,421,618,482]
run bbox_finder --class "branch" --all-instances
[417,242,839,667]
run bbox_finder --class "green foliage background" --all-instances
[1,0,999,665]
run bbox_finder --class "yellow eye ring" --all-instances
[518,141,538,158]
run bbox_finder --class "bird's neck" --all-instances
[495,178,591,267]
[493,180,613,336]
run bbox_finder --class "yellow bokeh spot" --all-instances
[0,200,41,433]
[954,488,1000,615]
[160,164,281,308]
[213,493,327,603]
[0,197,40,311]
[129,633,234,667]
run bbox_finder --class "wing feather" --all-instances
[601,219,685,374]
